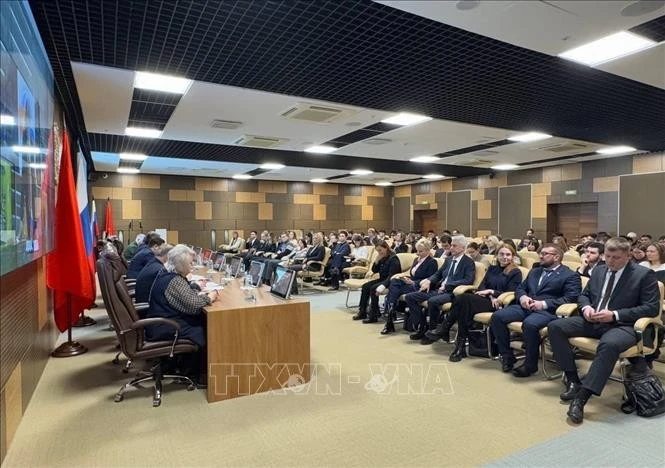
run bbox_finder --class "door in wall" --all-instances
[414,209,438,234]
[546,202,598,246]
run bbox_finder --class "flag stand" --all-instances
[52,294,88,357]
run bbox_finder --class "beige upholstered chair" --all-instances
[562,260,582,271]
[298,247,331,292]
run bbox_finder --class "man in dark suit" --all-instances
[490,244,581,376]
[577,242,605,277]
[548,237,660,424]
[405,235,475,344]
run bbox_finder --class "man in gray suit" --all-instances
[548,237,661,424]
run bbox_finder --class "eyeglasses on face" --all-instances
[540,251,557,257]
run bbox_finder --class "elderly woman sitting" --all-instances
[146,244,218,383]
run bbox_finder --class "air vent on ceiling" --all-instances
[280,102,352,123]
[233,135,285,148]
[534,143,589,153]
[458,159,494,167]
[363,138,392,145]
[210,119,243,129]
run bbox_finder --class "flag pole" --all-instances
[52,293,88,357]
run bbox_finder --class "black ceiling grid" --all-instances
[28,0,665,174]
[127,89,183,130]
[630,14,665,42]
[87,132,491,178]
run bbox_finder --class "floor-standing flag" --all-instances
[91,198,99,240]
[76,156,96,300]
[46,131,95,332]
[104,198,115,237]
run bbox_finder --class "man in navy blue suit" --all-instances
[490,243,581,376]
[405,235,476,344]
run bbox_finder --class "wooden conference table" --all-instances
[201,273,311,403]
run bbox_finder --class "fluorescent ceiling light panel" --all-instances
[119,152,148,161]
[310,178,328,183]
[422,174,444,179]
[1,114,16,125]
[491,164,519,170]
[350,169,373,175]
[117,167,140,174]
[232,174,253,180]
[12,146,42,154]
[28,163,47,169]
[125,127,162,138]
[558,31,656,66]
[304,145,337,154]
[260,163,285,170]
[596,145,636,155]
[410,155,440,163]
[507,132,552,143]
[134,71,192,94]
[381,112,432,126]
[375,181,393,186]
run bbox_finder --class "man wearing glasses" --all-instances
[490,244,582,376]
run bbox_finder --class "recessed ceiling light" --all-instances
[28,163,47,169]
[125,127,162,138]
[491,164,519,171]
[12,146,42,154]
[232,174,253,180]
[134,71,192,94]
[304,145,337,154]
[381,113,432,126]
[507,132,552,143]
[596,145,637,155]
[375,181,393,186]
[119,152,148,161]
[117,168,140,174]
[1,114,16,126]
[410,155,440,163]
[260,163,285,170]
[310,178,328,183]
[558,31,656,66]
[350,169,374,176]
[423,174,445,179]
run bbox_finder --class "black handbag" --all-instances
[621,372,665,418]
[468,329,497,358]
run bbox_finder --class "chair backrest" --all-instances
[481,254,495,266]
[472,262,487,288]
[512,239,521,248]
[308,248,331,276]
[520,251,539,261]
[364,250,380,279]
[658,281,664,314]
[435,256,446,269]
[114,279,146,357]
[517,266,530,283]
[562,260,581,271]
[581,276,590,290]
[396,253,417,272]
[563,251,580,262]
[522,257,537,270]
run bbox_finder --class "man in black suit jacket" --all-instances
[577,242,605,277]
[490,244,581,376]
[548,237,660,424]
[405,236,475,344]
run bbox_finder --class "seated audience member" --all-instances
[525,228,535,238]
[640,233,652,244]
[548,237,660,424]
[625,232,638,245]
[426,230,436,241]
[552,235,569,252]
[146,244,219,384]
[108,237,124,257]
[658,235,665,247]
[596,232,611,244]
[639,242,665,271]
[501,239,520,256]
[288,232,325,282]
[577,242,605,277]
[480,235,501,255]
[380,239,438,334]
[352,241,401,323]
[135,244,173,305]
[280,238,309,265]
[631,244,647,263]
[433,235,452,258]
[126,233,164,279]
[240,231,260,255]
[405,235,475,344]
[442,244,523,362]
[490,244,581,376]
[243,231,275,268]
[324,231,352,290]
[219,231,243,253]
[262,232,296,283]
[123,233,146,262]
[466,242,484,264]
[349,235,371,266]
[392,231,409,253]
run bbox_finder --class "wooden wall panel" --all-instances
[619,172,665,236]
[498,185,531,239]
[258,203,273,221]
[446,191,471,235]
[362,205,374,221]
[313,205,326,221]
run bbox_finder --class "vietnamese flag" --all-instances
[104,198,115,237]
[46,130,94,332]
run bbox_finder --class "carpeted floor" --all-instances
[3,289,664,467]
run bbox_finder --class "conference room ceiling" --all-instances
[29,0,665,184]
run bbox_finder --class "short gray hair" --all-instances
[165,244,195,274]
[451,235,468,248]
[135,233,146,244]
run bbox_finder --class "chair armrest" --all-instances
[307,260,325,269]
[497,292,515,306]
[128,318,182,356]
[634,317,663,333]
[134,302,149,312]
[556,303,578,317]
[453,285,477,295]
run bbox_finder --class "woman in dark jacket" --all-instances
[444,244,522,362]
[352,241,401,323]
[380,239,438,334]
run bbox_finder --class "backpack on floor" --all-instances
[621,372,665,418]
